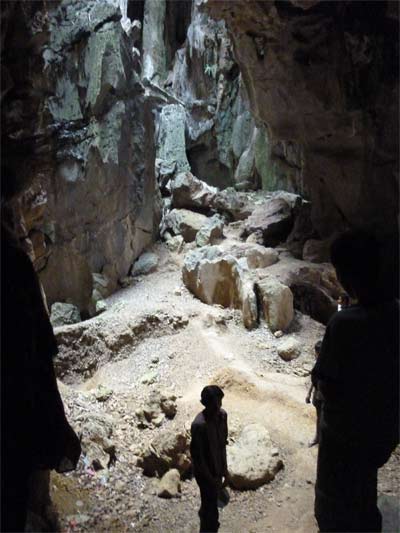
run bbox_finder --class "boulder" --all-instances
[242,197,294,247]
[196,215,225,247]
[227,424,283,490]
[165,234,185,253]
[211,188,253,221]
[245,231,264,246]
[257,278,294,332]
[171,172,218,210]
[135,390,177,429]
[183,245,264,329]
[183,247,243,309]
[241,281,258,330]
[290,281,336,325]
[245,246,279,269]
[50,302,81,328]
[286,201,316,259]
[302,239,331,263]
[132,252,159,276]
[157,469,181,498]
[163,209,209,242]
[75,412,115,471]
[94,385,113,402]
[277,338,302,361]
[137,428,191,477]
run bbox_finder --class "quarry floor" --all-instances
[52,244,400,533]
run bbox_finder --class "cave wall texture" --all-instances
[1,0,399,313]
[204,0,399,238]
[2,0,160,314]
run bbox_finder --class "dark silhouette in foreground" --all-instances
[312,231,399,532]
[191,386,228,533]
[1,172,81,532]
[306,340,323,447]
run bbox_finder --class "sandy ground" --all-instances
[51,244,399,533]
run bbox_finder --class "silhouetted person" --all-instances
[312,231,399,532]
[190,385,228,533]
[305,340,323,447]
[1,168,81,532]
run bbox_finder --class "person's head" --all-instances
[314,340,322,358]
[330,230,380,304]
[200,385,224,414]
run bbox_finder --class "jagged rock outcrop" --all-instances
[2,1,160,313]
[204,0,399,238]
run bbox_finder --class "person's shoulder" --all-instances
[328,306,365,329]
[220,408,227,419]
[191,411,206,431]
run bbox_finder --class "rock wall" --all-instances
[204,0,399,237]
[144,0,296,192]
[2,1,160,313]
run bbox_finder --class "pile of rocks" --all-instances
[156,169,339,333]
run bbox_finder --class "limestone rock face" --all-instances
[227,424,283,490]
[257,278,294,332]
[156,105,190,176]
[204,1,399,237]
[50,302,81,328]
[2,1,159,313]
[142,0,166,85]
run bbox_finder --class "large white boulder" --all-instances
[183,248,243,309]
[157,469,181,499]
[227,424,283,490]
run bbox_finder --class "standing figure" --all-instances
[190,385,228,533]
[1,168,81,532]
[312,231,399,533]
[306,340,323,447]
